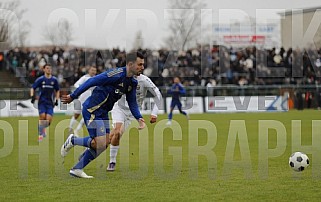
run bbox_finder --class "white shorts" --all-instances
[111,105,135,131]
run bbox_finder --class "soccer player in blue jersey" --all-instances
[30,64,60,141]
[166,77,188,126]
[61,52,146,178]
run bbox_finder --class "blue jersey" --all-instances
[32,75,59,105]
[168,83,186,101]
[70,67,142,120]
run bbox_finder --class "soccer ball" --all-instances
[289,152,309,172]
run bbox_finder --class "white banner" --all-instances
[0,99,39,117]
[166,97,203,114]
[0,99,165,117]
[205,96,288,113]
[141,97,165,115]
[0,99,74,117]
[0,96,288,117]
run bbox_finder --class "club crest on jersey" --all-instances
[51,82,54,85]
[115,89,124,95]
[42,81,45,85]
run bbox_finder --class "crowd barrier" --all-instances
[0,95,288,117]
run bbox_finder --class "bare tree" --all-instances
[43,19,74,47]
[0,0,29,50]
[165,0,206,50]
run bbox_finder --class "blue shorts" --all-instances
[38,103,54,116]
[82,108,110,138]
[170,100,182,109]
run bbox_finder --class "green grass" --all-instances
[1,110,321,201]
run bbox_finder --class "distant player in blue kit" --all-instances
[61,52,146,178]
[166,77,188,126]
[30,64,60,142]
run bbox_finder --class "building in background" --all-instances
[280,6,321,49]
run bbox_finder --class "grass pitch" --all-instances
[1,110,321,201]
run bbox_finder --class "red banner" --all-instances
[223,35,265,44]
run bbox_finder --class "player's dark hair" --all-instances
[43,64,51,68]
[126,51,144,64]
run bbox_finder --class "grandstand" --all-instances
[2,45,321,109]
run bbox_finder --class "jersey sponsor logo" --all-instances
[42,85,54,88]
[107,68,123,77]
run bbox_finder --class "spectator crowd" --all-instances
[3,45,321,89]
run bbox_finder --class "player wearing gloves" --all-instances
[30,64,60,142]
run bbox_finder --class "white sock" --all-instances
[75,118,84,131]
[69,116,77,129]
[109,145,119,163]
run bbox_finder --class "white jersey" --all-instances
[74,74,95,103]
[113,74,162,117]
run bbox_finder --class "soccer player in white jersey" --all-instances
[107,74,162,171]
[69,66,97,135]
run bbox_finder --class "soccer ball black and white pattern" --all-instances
[289,152,309,172]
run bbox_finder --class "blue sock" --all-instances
[71,136,92,147]
[38,121,48,136]
[38,125,44,135]
[168,112,173,120]
[181,111,187,116]
[73,148,97,169]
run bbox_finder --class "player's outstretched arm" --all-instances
[126,85,145,129]
[70,70,121,99]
